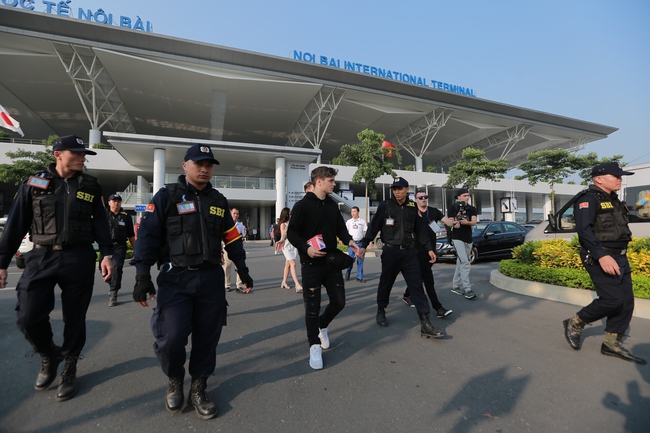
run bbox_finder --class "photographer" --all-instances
[445,188,478,299]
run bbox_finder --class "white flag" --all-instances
[0,103,25,136]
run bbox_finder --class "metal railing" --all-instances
[164,174,275,190]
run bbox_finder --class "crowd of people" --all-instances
[0,140,645,421]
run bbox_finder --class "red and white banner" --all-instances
[0,103,24,136]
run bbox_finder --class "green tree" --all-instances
[442,148,510,202]
[333,129,402,221]
[574,152,625,185]
[0,135,57,185]
[515,148,584,214]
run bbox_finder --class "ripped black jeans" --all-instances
[300,260,346,347]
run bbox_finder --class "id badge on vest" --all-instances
[385,217,395,226]
[177,201,197,215]
[27,176,50,190]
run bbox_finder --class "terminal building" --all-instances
[0,6,618,233]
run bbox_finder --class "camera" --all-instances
[455,201,468,221]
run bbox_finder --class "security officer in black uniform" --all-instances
[358,177,443,339]
[103,193,136,307]
[0,135,114,401]
[131,143,253,420]
[563,162,646,364]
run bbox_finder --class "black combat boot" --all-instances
[601,332,647,365]
[166,371,185,413]
[189,377,217,420]
[563,315,586,350]
[34,343,63,390]
[56,356,78,402]
[419,313,444,339]
[108,291,117,307]
[376,307,388,327]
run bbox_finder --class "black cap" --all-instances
[415,187,426,194]
[108,194,122,201]
[184,144,220,165]
[456,188,470,197]
[591,162,634,177]
[391,177,409,188]
[52,135,97,155]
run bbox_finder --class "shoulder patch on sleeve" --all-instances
[146,204,155,212]
[579,202,589,209]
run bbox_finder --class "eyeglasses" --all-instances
[416,195,428,200]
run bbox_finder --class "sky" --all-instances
[15,0,650,166]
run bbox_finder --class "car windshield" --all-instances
[473,222,490,234]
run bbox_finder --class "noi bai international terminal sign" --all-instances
[293,50,476,97]
[2,0,153,32]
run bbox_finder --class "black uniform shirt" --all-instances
[131,178,246,275]
[0,168,113,269]
[361,198,433,251]
[574,185,629,260]
[107,209,135,242]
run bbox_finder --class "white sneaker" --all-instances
[318,328,330,349]
[309,344,323,370]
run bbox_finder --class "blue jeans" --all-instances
[347,242,364,280]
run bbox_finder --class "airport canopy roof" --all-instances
[0,7,617,177]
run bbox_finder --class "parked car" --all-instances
[436,221,528,264]
[15,233,34,269]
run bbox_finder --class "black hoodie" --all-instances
[287,192,352,263]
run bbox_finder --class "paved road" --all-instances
[1,242,649,433]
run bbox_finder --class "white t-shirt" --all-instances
[346,217,367,242]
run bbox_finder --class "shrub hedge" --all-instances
[500,237,650,300]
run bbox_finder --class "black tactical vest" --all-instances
[381,199,417,245]
[30,170,97,246]
[588,187,632,243]
[164,182,228,267]
[108,210,129,241]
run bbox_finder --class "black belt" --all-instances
[384,243,414,250]
[112,241,127,245]
[34,244,85,251]
[602,246,627,255]
[163,262,216,271]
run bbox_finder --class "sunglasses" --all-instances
[416,195,428,200]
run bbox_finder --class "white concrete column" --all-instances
[542,194,553,220]
[88,129,101,147]
[415,156,423,172]
[153,148,166,194]
[275,157,286,219]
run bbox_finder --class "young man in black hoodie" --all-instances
[287,166,359,370]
